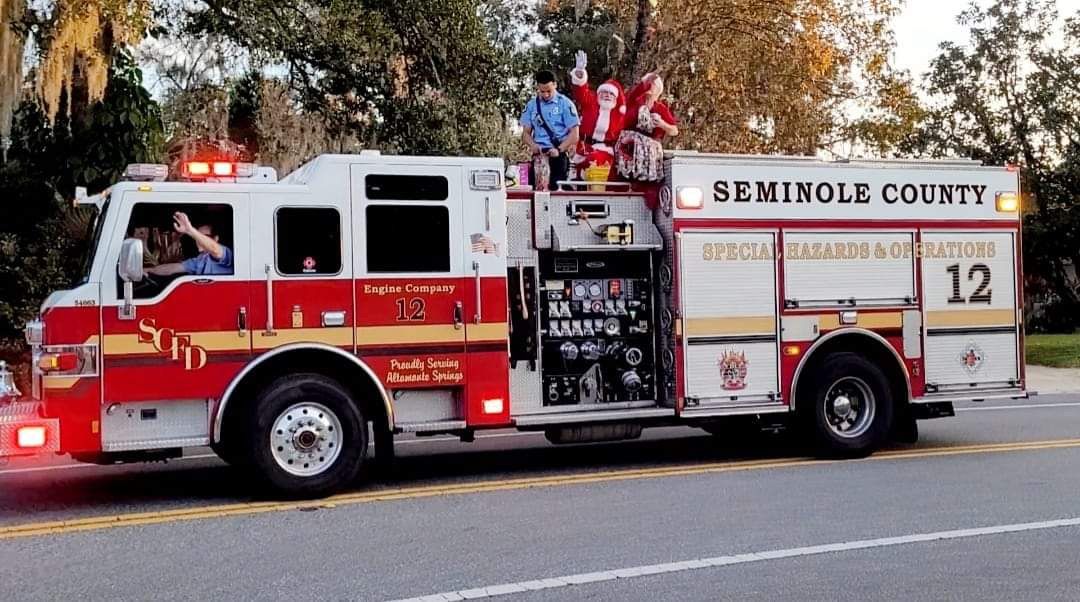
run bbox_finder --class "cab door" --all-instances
[99,191,251,451]
[249,198,354,355]
[350,164,470,428]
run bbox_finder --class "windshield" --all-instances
[75,196,109,286]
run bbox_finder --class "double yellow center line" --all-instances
[3,438,1079,541]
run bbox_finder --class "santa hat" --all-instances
[597,79,626,113]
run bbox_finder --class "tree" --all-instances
[0,51,163,346]
[529,0,920,156]
[1,0,26,153]
[10,1,151,123]
[908,0,1080,331]
[191,0,517,157]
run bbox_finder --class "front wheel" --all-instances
[245,373,367,498]
[802,353,893,458]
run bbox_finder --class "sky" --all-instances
[892,0,1080,79]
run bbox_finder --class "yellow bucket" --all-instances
[584,164,611,192]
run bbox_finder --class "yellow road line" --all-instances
[3,438,1079,541]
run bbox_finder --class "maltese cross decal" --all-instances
[959,341,986,375]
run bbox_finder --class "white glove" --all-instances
[651,113,667,128]
[574,50,587,71]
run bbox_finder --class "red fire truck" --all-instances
[0,151,1027,496]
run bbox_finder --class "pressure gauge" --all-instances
[573,282,587,298]
[603,317,621,336]
[588,281,603,298]
[624,347,644,367]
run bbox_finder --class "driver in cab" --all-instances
[146,211,233,276]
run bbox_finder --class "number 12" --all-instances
[395,297,426,321]
[946,263,992,304]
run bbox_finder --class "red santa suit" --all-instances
[569,71,626,178]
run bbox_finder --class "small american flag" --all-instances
[470,232,499,255]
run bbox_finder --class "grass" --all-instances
[1026,333,1080,368]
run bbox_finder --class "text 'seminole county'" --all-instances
[713,180,991,205]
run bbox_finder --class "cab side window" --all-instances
[366,205,450,273]
[365,173,451,273]
[121,202,235,299]
[275,207,342,275]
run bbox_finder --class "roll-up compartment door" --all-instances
[678,231,779,405]
[783,231,916,308]
[921,231,1019,390]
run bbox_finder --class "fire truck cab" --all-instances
[0,151,1027,497]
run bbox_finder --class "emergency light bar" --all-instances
[123,163,169,182]
[181,161,257,180]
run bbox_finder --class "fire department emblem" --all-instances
[717,350,749,391]
[959,341,986,374]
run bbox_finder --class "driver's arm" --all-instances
[146,262,187,276]
[184,228,225,261]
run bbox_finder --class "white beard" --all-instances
[598,98,617,111]
[594,108,612,143]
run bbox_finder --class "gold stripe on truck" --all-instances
[254,327,353,350]
[102,331,248,355]
[43,376,84,390]
[684,316,776,337]
[356,324,465,346]
[466,322,509,342]
[819,312,903,331]
[926,309,1015,328]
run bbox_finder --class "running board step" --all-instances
[679,403,789,419]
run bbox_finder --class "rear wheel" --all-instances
[245,373,366,498]
[802,352,893,457]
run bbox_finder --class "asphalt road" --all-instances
[1,395,1079,601]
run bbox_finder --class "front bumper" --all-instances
[0,401,60,458]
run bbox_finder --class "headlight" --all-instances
[24,320,44,346]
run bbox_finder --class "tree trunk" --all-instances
[0,0,27,147]
[627,0,651,81]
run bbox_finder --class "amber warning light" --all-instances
[995,192,1020,213]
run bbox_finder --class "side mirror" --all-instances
[118,238,144,321]
[119,238,145,283]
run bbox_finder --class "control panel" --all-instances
[538,252,656,405]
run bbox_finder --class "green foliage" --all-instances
[530,2,626,86]
[1026,334,1080,367]
[0,50,163,340]
[909,0,1080,331]
[193,0,516,156]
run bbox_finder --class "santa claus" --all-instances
[568,50,626,180]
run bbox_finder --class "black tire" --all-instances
[245,373,367,498]
[801,352,893,458]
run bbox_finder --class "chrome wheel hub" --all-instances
[270,402,343,477]
[822,377,875,439]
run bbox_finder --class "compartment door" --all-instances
[678,231,780,407]
[922,231,1020,391]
